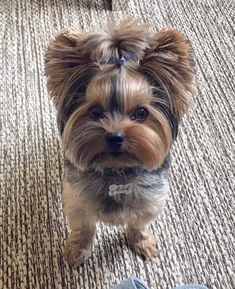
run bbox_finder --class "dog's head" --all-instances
[45,20,195,171]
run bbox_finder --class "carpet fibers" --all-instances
[0,1,234,289]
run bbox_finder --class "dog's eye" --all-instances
[131,107,149,121]
[89,106,104,120]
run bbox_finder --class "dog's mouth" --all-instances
[108,150,123,157]
[90,150,123,163]
[89,150,138,166]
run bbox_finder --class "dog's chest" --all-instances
[78,170,169,215]
[65,156,171,217]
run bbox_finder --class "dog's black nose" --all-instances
[106,132,124,149]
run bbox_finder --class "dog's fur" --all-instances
[45,19,195,266]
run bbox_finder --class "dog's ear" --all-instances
[45,28,81,101]
[141,29,195,117]
[50,28,81,47]
[45,29,88,108]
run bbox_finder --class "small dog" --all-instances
[45,20,195,267]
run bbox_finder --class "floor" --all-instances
[1,1,234,289]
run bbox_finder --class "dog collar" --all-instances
[89,153,171,179]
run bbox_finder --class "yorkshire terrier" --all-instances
[45,20,195,267]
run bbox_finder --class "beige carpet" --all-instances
[1,1,234,288]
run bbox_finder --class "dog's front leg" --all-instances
[63,181,96,267]
[126,217,158,259]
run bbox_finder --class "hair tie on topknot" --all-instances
[104,54,136,66]
[118,56,126,66]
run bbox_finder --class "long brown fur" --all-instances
[45,19,195,266]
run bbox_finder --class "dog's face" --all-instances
[61,69,172,170]
[45,20,195,171]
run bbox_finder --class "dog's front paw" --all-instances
[130,234,158,259]
[64,237,91,267]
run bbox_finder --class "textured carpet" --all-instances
[1,1,234,289]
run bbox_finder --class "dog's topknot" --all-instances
[101,19,153,63]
